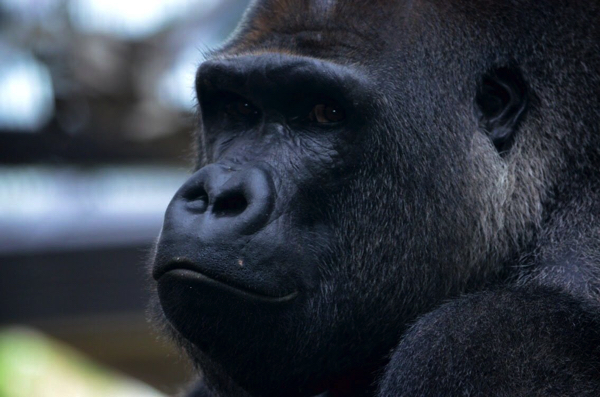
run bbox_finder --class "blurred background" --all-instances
[0,0,250,395]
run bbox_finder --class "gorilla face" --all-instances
[152,1,532,396]
[153,55,388,395]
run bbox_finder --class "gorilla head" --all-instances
[151,1,600,396]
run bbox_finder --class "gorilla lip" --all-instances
[155,262,299,302]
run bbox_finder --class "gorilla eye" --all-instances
[309,103,346,123]
[224,99,259,119]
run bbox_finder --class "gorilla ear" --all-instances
[475,67,528,153]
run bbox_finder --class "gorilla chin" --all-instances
[154,261,313,396]
[155,265,299,374]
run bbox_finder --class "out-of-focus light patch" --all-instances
[0,56,54,132]
[90,167,187,215]
[0,0,59,21]
[0,166,189,253]
[68,0,220,40]
[0,168,62,217]
[0,167,186,218]
[157,47,205,111]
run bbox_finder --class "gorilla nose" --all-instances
[170,164,275,238]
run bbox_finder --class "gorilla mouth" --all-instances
[155,262,299,303]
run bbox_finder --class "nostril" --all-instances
[213,192,248,217]
[184,188,209,213]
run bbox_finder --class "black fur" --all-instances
[150,1,600,396]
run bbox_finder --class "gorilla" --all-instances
[150,0,600,396]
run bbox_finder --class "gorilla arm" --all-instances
[378,287,600,396]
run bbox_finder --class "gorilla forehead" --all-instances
[225,0,599,72]
[219,0,407,59]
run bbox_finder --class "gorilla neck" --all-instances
[199,351,383,397]
[313,362,383,397]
